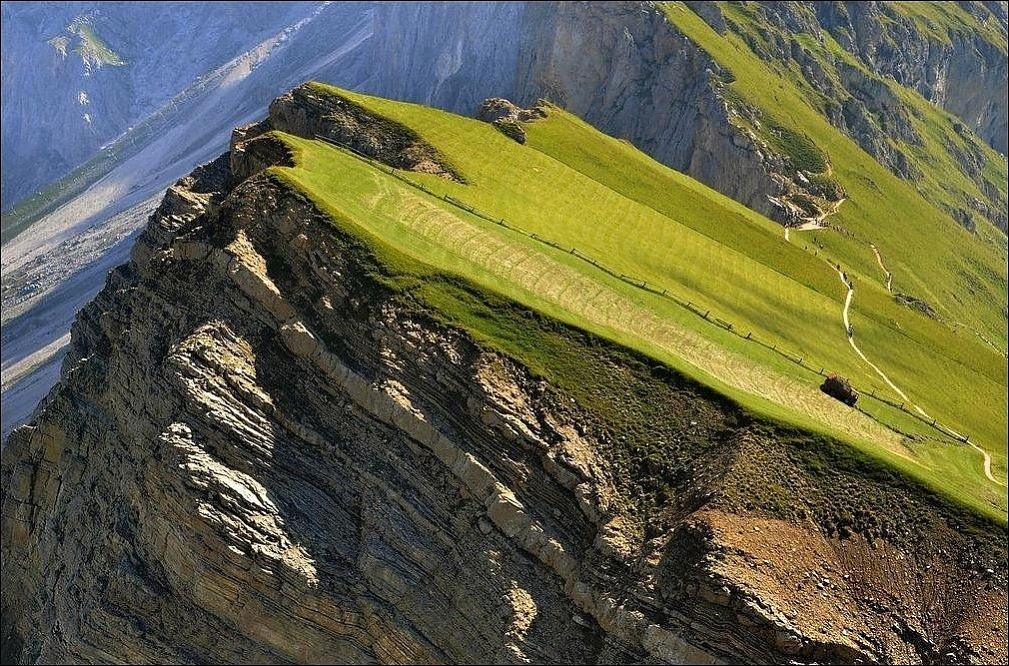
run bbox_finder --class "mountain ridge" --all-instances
[5,3,1005,440]
[1,6,1006,661]
[3,83,1005,663]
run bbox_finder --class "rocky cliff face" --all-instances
[512,2,797,223]
[815,1,1008,155]
[3,86,1006,665]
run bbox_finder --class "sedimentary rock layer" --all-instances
[3,86,1005,665]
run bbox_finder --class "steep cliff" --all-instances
[3,86,1006,665]
[682,1,1008,233]
[6,2,1006,440]
[814,1,1008,155]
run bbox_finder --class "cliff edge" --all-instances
[2,84,1006,664]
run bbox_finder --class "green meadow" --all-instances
[265,78,1006,521]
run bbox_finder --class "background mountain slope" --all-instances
[0,1,316,208]
[2,1,1006,479]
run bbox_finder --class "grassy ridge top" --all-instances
[264,82,1005,520]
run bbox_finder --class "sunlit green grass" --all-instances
[659,3,1007,493]
[260,81,1006,520]
[662,2,1007,341]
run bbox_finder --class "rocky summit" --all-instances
[2,3,1007,665]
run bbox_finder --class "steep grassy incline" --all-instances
[266,83,1005,520]
[661,3,1006,341]
[659,4,1008,492]
[705,1,1008,241]
[522,105,1007,479]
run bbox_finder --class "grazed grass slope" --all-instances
[265,82,1005,521]
[658,5,1008,491]
[663,2,1007,340]
[712,1,1008,247]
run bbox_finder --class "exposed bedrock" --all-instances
[514,2,791,222]
[2,93,1006,665]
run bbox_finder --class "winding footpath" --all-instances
[832,265,908,408]
[831,264,1003,486]
[973,444,1000,486]
[869,244,892,292]
[783,197,843,241]
[784,204,1002,487]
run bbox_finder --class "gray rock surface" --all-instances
[2,90,1005,664]
[815,1,1008,155]
[3,0,1006,435]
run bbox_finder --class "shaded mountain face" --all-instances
[814,0,1008,154]
[0,1,317,209]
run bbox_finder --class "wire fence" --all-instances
[312,134,972,445]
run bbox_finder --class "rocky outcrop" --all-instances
[268,84,463,181]
[2,91,1006,665]
[475,97,546,144]
[229,131,294,183]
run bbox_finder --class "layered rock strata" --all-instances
[2,86,1006,665]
